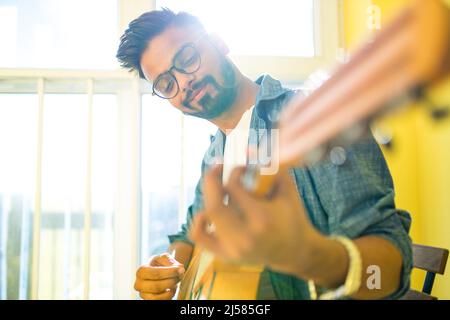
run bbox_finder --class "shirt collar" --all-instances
[254,74,291,106]
[210,74,290,144]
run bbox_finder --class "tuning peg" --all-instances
[430,107,449,120]
[411,87,449,121]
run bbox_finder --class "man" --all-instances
[116,8,412,300]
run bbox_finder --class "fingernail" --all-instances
[178,267,185,275]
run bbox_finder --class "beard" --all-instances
[181,57,237,120]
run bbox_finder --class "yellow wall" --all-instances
[344,0,450,299]
[342,0,372,51]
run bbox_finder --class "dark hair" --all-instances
[116,8,205,79]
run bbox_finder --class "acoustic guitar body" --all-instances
[178,247,264,300]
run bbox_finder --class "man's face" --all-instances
[140,25,238,120]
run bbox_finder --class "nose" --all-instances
[175,71,196,94]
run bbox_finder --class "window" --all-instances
[159,0,316,57]
[157,0,340,82]
[140,96,215,262]
[38,94,117,299]
[0,93,118,300]
[0,95,37,300]
[0,0,146,300]
[0,0,118,69]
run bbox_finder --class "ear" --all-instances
[208,33,229,55]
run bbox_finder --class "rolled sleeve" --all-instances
[361,206,413,299]
[307,135,413,299]
[167,204,196,246]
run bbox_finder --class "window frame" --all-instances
[151,0,341,82]
[0,0,151,300]
[226,0,342,82]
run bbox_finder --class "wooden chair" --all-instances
[401,244,449,300]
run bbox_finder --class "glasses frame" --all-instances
[151,41,204,100]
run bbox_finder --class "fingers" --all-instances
[139,288,176,300]
[190,210,252,261]
[190,212,245,260]
[203,165,259,224]
[135,259,182,299]
[203,165,226,210]
[189,213,225,256]
[135,277,180,294]
[203,165,250,240]
[152,253,184,270]
[136,264,183,281]
[199,166,266,261]
[225,167,268,233]
[273,169,301,200]
[226,167,264,205]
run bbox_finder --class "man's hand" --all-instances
[189,165,322,277]
[134,253,185,300]
[189,165,404,299]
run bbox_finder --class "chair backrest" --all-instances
[401,244,449,300]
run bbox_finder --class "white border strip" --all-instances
[82,79,94,300]
[31,78,45,300]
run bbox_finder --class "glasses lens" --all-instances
[174,45,200,74]
[154,73,178,99]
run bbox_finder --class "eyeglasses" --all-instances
[152,43,202,100]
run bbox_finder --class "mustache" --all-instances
[183,76,218,107]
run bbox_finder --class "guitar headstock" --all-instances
[276,0,450,169]
[242,0,450,196]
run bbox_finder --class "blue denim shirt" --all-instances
[168,74,413,300]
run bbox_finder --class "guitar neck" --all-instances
[280,0,449,170]
[242,0,450,197]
